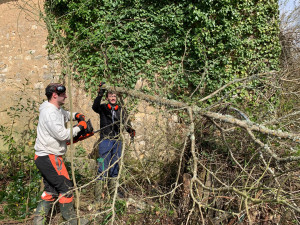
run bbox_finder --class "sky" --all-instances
[279,0,299,15]
[278,0,300,28]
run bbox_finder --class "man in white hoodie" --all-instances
[33,83,88,225]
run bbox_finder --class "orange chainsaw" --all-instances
[67,119,100,145]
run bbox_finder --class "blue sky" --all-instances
[279,0,298,14]
[278,0,300,27]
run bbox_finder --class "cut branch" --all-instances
[102,84,300,146]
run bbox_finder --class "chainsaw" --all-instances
[67,119,100,145]
[67,119,135,145]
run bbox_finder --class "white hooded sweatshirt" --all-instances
[34,101,81,156]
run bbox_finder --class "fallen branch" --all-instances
[102,84,300,158]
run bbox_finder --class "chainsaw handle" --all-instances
[66,132,95,145]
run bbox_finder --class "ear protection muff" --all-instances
[107,104,119,111]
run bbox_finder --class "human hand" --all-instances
[98,81,106,95]
[99,81,106,87]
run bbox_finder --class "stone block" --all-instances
[0,74,6,82]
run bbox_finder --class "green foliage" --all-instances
[64,160,87,185]
[75,145,87,157]
[1,169,41,219]
[115,199,127,216]
[99,200,127,224]
[45,0,281,103]
[0,98,41,219]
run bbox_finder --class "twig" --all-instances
[170,135,189,203]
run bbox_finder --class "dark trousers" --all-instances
[35,154,73,203]
[97,139,122,179]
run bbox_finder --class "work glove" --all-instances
[71,121,87,144]
[75,113,85,122]
[68,120,94,145]
[98,81,106,96]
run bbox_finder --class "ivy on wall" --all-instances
[45,0,281,103]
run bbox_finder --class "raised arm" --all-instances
[92,82,106,113]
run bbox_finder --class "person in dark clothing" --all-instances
[92,82,135,200]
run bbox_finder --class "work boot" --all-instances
[59,202,89,225]
[33,200,52,225]
[109,177,124,199]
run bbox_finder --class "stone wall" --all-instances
[0,0,99,152]
[0,0,58,128]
